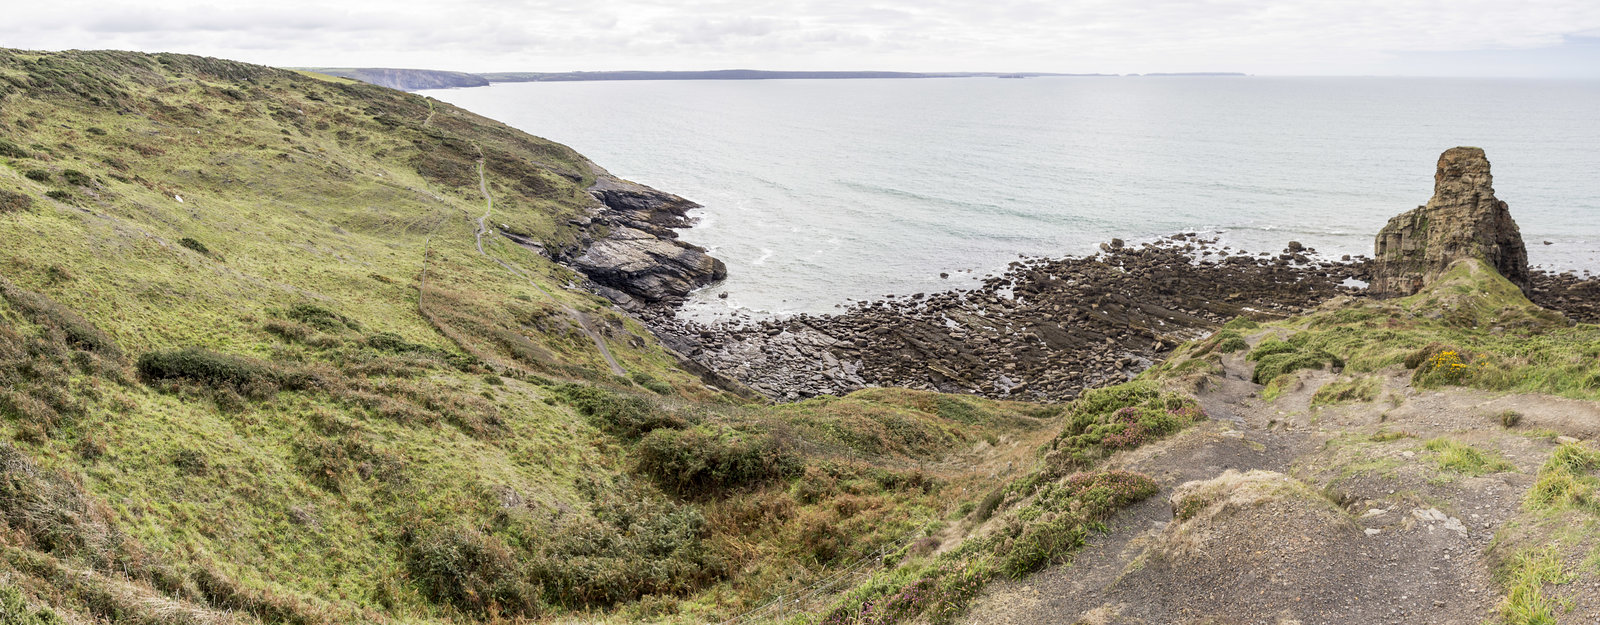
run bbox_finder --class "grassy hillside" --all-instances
[4,48,1597,625]
[0,49,1063,623]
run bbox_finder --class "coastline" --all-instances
[617,232,1600,403]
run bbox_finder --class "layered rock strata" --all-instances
[1370,147,1529,297]
[565,175,727,305]
[643,237,1366,401]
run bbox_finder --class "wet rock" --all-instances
[567,175,726,302]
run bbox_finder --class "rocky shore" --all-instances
[639,236,1369,401]
[559,172,728,305]
[592,146,1600,403]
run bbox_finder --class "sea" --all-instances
[419,77,1600,321]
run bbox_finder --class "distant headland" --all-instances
[295,67,1247,91]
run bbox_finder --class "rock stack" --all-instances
[1369,147,1529,298]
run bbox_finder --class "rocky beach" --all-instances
[570,148,1600,404]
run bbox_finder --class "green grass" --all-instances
[1524,442,1600,513]
[1146,259,1599,403]
[1260,373,1298,402]
[1310,375,1381,406]
[0,48,1068,624]
[1496,546,1573,625]
[1423,438,1516,476]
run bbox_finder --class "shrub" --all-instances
[0,280,122,359]
[61,170,92,187]
[634,426,802,496]
[263,320,311,342]
[1412,349,1484,388]
[1216,334,1250,353]
[532,488,724,607]
[0,585,64,625]
[1221,316,1259,331]
[178,237,210,255]
[287,303,359,332]
[22,169,51,183]
[1497,410,1523,428]
[1043,382,1205,472]
[995,471,1158,578]
[552,384,684,439]
[0,138,28,158]
[971,486,1006,523]
[404,527,540,618]
[0,189,33,212]
[44,190,71,202]
[136,347,288,395]
[1251,344,1340,385]
[85,126,106,136]
[629,371,673,395]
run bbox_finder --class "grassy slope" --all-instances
[0,49,1059,624]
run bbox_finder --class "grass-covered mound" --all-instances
[813,380,1204,625]
[1154,259,1599,402]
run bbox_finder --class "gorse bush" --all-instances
[0,137,28,158]
[533,490,724,607]
[633,426,802,496]
[552,383,686,439]
[61,169,92,187]
[996,471,1158,578]
[178,237,211,255]
[136,347,299,396]
[405,527,541,618]
[287,303,360,332]
[0,585,65,625]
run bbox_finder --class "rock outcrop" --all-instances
[1369,147,1529,298]
[570,175,726,305]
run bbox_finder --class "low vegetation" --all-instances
[1422,437,1516,476]
[814,381,1199,625]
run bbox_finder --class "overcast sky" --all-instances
[3,0,1600,77]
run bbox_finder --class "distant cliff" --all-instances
[300,67,489,90]
[297,68,1115,90]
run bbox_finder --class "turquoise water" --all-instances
[421,77,1600,319]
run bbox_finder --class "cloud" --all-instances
[0,0,1597,75]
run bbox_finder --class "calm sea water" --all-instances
[421,77,1600,320]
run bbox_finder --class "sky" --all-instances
[3,0,1600,77]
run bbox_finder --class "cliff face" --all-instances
[1369,147,1529,298]
[569,176,727,305]
[304,67,490,90]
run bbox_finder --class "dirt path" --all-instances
[470,158,626,376]
[960,346,1596,625]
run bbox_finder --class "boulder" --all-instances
[1369,147,1529,298]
